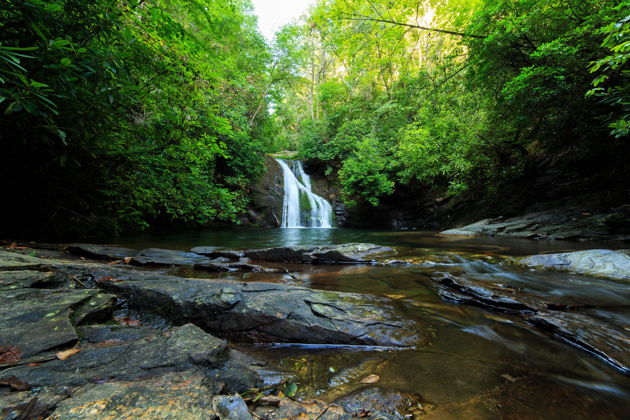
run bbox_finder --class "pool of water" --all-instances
[114,228,630,419]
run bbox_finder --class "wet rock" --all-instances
[525,311,630,374]
[67,244,139,260]
[334,387,426,418]
[245,243,394,264]
[78,325,159,344]
[251,397,353,420]
[0,250,45,270]
[0,289,116,358]
[48,371,216,419]
[517,250,630,282]
[441,207,630,241]
[99,275,418,347]
[70,292,116,325]
[433,274,630,374]
[191,247,245,261]
[6,324,248,388]
[212,394,252,420]
[131,248,211,267]
[0,270,68,290]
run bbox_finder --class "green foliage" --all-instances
[0,0,273,236]
[275,0,629,209]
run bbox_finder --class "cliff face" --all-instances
[246,156,284,227]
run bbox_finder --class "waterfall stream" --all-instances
[275,158,333,228]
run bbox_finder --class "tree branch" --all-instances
[342,16,486,39]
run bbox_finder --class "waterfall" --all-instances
[275,158,334,228]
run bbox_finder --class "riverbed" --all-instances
[108,228,630,419]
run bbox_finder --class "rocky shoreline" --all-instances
[1,242,629,418]
[0,243,425,419]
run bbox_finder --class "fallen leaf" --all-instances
[106,260,122,265]
[356,409,371,418]
[0,345,22,364]
[56,348,80,360]
[6,242,29,250]
[96,276,123,283]
[283,382,298,397]
[0,376,32,391]
[123,257,132,264]
[26,362,41,367]
[501,374,517,383]
[360,374,380,384]
[115,316,141,326]
[93,339,124,348]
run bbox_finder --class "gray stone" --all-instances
[334,387,426,418]
[0,250,45,270]
[131,248,211,267]
[0,289,116,358]
[99,275,418,347]
[0,270,67,290]
[518,249,630,282]
[47,371,217,419]
[67,244,139,260]
[244,243,394,264]
[212,394,252,420]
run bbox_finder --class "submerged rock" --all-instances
[67,244,139,260]
[334,387,427,418]
[99,275,418,347]
[433,274,630,374]
[245,243,394,264]
[517,249,630,282]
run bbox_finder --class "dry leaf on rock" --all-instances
[0,376,32,391]
[0,345,22,364]
[360,374,380,384]
[56,348,80,360]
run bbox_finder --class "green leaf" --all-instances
[283,382,298,397]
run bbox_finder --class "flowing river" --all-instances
[114,228,630,419]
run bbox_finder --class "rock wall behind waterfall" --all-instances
[246,156,284,227]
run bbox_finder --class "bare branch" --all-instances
[342,16,486,39]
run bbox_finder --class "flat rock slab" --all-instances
[518,249,630,282]
[190,247,245,260]
[245,243,395,264]
[7,324,245,389]
[47,371,217,420]
[0,270,67,290]
[0,250,46,270]
[131,248,212,267]
[67,244,139,260]
[0,289,116,358]
[99,275,418,347]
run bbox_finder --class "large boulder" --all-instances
[98,275,418,347]
[244,243,394,264]
[517,249,630,282]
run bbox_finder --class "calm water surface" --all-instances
[114,228,630,419]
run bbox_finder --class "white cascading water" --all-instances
[275,158,333,228]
